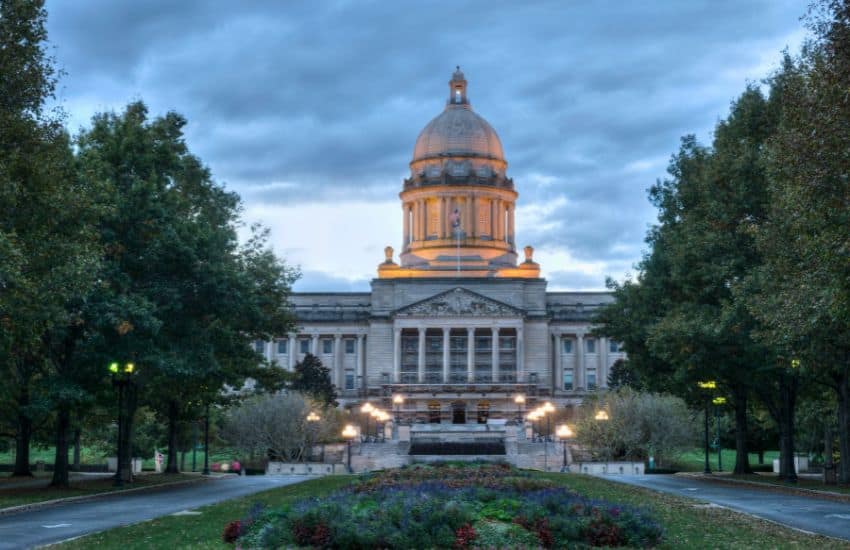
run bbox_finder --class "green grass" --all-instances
[671,449,779,472]
[52,471,847,549]
[0,446,239,471]
[0,473,201,510]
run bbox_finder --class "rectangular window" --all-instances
[277,340,288,355]
[609,340,623,353]
[299,339,310,354]
[563,370,574,390]
[322,338,333,354]
[345,338,356,354]
[585,338,596,354]
[587,370,597,389]
[562,339,573,354]
[345,373,355,390]
[254,340,265,354]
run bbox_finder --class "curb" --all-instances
[0,474,232,517]
[680,473,850,503]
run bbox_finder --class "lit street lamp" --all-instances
[393,394,404,424]
[712,396,726,471]
[342,424,357,473]
[594,410,609,421]
[306,411,320,462]
[698,380,717,474]
[542,402,555,442]
[202,402,211,476]
[109,361,137,487]
[514,394,525,423]
[361,402,374,442]
[556,424,574,472]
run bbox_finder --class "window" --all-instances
[587,369,597,389]
[609,340,623,353]
[563,370,574,391]
[322,338,333,354]
[345,373,355,390]
[254,340,265,354]
[345,338,355,354]
[299,339,310,354]
[562,339,573,354]
[585,338,596,354]
[277,340,288,354]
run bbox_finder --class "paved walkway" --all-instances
[609,474,850,542]
[0,475,311,549]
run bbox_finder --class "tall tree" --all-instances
[291,354,338,407]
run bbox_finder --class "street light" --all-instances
[342,424,357,473]
[594,410,609,421]
[361,402,374,442]
[698,380,717,474]
[392,394,404,424]
[542,401,555,441]
[712,397,726,471]
[109,361,137,487]
[306,412,320,462]
[514,394,525,423]
[556,424,573,472]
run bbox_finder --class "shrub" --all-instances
[473,520,539,549]
[221,520,242,544]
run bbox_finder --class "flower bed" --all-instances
[226,463,663,548]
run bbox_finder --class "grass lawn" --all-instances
[671,449,778,472]
[0,446,239,471]
[52,471,846,549]
[0,473,201,510]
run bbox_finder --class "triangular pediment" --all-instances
[393,288,524,318]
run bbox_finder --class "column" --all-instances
[600,337,609,389]
[440,196,447,239]
[491,327,499,383]
[516,324,524,383]
[507,205,514,244]
[442,327,450,383]
[467,197,474,238]
[467,327,475,382]
[417,326,426,383]
[288,334,296,370]
[311,334,319,356]
[392,328,401,383]
[495,199,502,241]
[334,335,343,390]
[421,200,427,239]
[554,333,563,391]
[357,334,365,389]
[403,203,410,246]
[576,334,584,390]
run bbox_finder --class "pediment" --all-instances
[393,288,524,318]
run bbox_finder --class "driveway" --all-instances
[0,475,311,549]
[609,474,850,542]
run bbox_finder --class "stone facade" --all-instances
[255,69,624,421]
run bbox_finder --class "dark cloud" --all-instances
[45,0,805,288]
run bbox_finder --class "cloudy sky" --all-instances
[46,0,806,292]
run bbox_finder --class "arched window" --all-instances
[455,89,462,103]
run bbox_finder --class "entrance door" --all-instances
[428,401,441,423]
[477,401,490,424]
[452,401,466,424]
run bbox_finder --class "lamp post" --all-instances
[202,402,211,476]
[543,402,555,442]
[514,394,525,423]
[594,408,609,461]
[698,380,717,474]
[109,361,136,487]
[361,402,374,442]
[712,397,726,472]
[306,411,320,462]
[556,424,573,472]
[393,394,404,424]
[342,424,357,473]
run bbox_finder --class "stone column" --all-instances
[554,333,563,391]
[516,324,524,383]
[491,327,499,383]
[467,197,475,238]
[392,328,401,383]
[507,205,514,245]
[357,334,365,389]
[467,327,475,382]
[440,196,447,239]
[403,203,410,246]
[334,335,343,390]
[442,327,450,383]
[311,334,319,356]
[417,327,426,383]
[288,334,296,370]
[576,334,584,390]
[600,337,609,389]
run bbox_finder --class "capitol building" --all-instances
[258,68,623,424]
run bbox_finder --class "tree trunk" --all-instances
[732,388,753,475]
[50,405,71,488]
[121,385,138,483]
[837,368,850,484]
[72,428,81,472]
[165,400,180,474]
[758,450,764,464]
[180,450,186,472]
[13,406,33,477]
[777,373,798,483]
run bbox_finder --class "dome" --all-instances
[411,68,504,163]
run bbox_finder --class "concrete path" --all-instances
[608,474,850,542]
[0,474,311,549]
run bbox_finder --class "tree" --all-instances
[291,354,338,407]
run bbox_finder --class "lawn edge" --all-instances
[678,472,850,503]
[0,473,231,517]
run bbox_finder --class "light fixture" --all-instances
[594,410,609,421]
